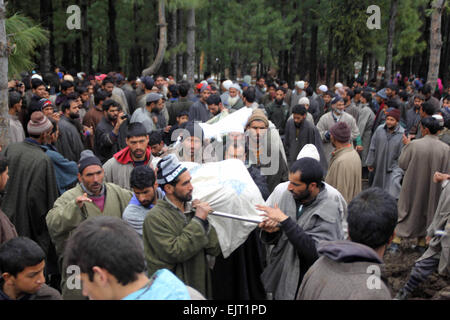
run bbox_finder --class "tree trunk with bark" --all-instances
[308,0,320,87]
[169,9,177,78]
[385,0,398,83]
[0,0,9,148]
[39,0,53,73]
[360,52,368,82]
[107,0,119,71]
[309,23,318,88]
[427,0,445,89]
[177,9,184,80]
[129,1,140,77]
[299,19,308,80]
[186,8,195,86]
[326,27,333,87]
[142,0,167,76]
[80,0,91,73]
[439,9,449,86]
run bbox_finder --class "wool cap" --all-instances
[27,111,52,136]
[330,121,351,143]
[146,92,163,104]
[156,153,187,185]
[386,108,401,122]
[246,109,269,128]
[78,150,102,174]
[39,98,54,111]
[376,88,388,100]
[331,96,343,105]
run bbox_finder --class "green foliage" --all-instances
[196,0,294,73]
[393,0,427,63]
[5,13,48,78]
[4,0,447,81]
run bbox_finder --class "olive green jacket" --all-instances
[46,183,133,258]
[143,198,221,299]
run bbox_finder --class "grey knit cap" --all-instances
[156,154,187,185]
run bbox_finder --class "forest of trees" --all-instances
[3,0,450,88]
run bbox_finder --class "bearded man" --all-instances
[103,123,152,190]
[56,93,91,162]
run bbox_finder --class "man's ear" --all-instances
[2,272,13,284]
[92,266,109,286]
[163,184,173,195]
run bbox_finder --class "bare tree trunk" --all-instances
[177,9,184,80]
[326,27,333,87]
[80,0,91,73]
[107,0,119,71]
[427,0,445,89]
[169,9,177,78]
[440,9,450,86]
[368,52,376,82]
[142,0,167,76]
[0,0,9,149]
[309,23,318,88]
[186,8,195,86]
[129,1,140,77]
[308,0,319,87]
[385,0,398,83]
[360,52,368,81]
[299,19,308,80]
[39,0,53,73]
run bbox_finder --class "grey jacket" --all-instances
[297,240,391,300]
[260,187,344,300]
[131,107,156,133]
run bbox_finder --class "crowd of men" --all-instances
[0,68,449,300]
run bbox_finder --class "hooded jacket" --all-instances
[297,240,391,300]
[103,146,152,190]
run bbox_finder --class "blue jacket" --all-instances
[42,144,78,195]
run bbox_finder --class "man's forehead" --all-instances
[249,120,267,129]
[82,165,103,175]
[127,135,147,141]
[133,186,153,193]
[178,170,191,182]
[288,171,302,183]
[21,260,45,274]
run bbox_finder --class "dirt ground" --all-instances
[383,240,450,300]
[360,179,450,300]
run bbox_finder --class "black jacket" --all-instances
[94,117,121,163]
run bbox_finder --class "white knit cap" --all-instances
[335,82,343,89]
[297,144,320,161]
[295,81,305,89]
[319,85,328,93]
[223,80,233,91]
[298,97,310,105]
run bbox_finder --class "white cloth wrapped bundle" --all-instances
[183,159,265,258]
[198,107,253,140]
